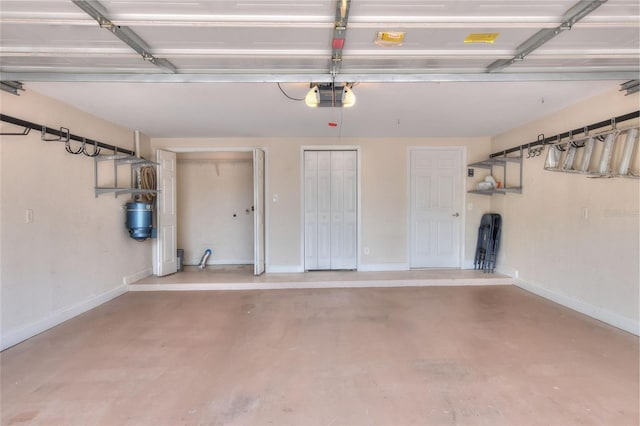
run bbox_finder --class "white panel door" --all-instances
[156,149,177,276]
[253,148,265,276]
[410,149,462,268]
[304,150,357,271]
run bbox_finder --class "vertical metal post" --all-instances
[113,153,118,198]
[94,156,99,197]
[519,146,523,189]
[502,151,507,189]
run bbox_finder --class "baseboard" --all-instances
[266,265,305,273]
[496,265,517,279]
[123,268,153,285]
[357,263,409,272]
[0,284,128,351]
[463,260,476,270]
[514,278,639,336]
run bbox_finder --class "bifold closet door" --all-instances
[330,151,357,270]
[304,150,356,271]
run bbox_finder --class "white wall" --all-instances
[152,137,492,271]
[177,153,254,265]
[0,90,153,350]
[490,88,639,335]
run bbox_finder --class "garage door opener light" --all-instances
[305,83,356,108]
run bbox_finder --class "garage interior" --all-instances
[0,1,638,425]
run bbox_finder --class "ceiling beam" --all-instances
[3,12,636,29]
[2,47,637,59]
[487,0,608,73]
[71,0,177,73]
[2,71,636,84]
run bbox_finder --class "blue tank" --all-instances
[125,202,153,241]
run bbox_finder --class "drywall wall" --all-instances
[152,137,492,271]
[0,89,153,349]
[177,152,254,265]
[491,88,639,334]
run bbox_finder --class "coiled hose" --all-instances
[137,166,157,204]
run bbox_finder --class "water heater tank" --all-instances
[125,202,153,241]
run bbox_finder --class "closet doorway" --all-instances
[155,148,265,276]
[303,149,358,271]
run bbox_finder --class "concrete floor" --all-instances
[1,285,638,426]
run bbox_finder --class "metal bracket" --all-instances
[41,126,70,142]
[72,0,177,73]
[0,126,31,136]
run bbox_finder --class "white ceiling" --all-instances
[25,80,620,138]
[1,0,638,138]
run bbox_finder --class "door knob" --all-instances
[452,212,460,217]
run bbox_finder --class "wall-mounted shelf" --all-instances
[94,153,158,198]
[467,187,522,196]
[468,148,523,196]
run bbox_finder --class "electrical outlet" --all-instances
[581,207,589,220]
[25,209,33,223]
[514,269,519,279]
[364,247,370,256]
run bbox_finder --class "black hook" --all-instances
[65,137,85,155]
[83,138,101,157]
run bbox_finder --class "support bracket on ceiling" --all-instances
[620,80,639,96]
[330,0,351,77]
[0,80,24,96]
[487,0,608,73]
[71,0,177,74]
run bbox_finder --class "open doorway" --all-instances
[177,151,254,267]
[155,148,265,277]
